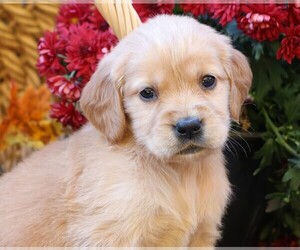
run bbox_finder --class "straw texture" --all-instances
[95,0,142,40]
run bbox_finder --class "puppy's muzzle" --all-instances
[174,117,202,140]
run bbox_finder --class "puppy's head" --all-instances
[80,15,252,158]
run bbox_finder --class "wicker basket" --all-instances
[95,0,141,40]
[0,4,59,171]
[0,4,59,119]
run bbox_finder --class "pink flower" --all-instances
[276,25,300,64]
[37,31,66,77]
[134,3,174,22]
[56,4,92,31]
[288,4,300,25]
[50,101,86,130]
[65,23,117,80]
[88,7,109,31]
[180,4,207,17]
[208,4,241,26]
[237,4,288,42]
[47,75,82,101]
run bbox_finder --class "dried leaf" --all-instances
[0,83,62,150]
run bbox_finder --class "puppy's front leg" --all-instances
[93,208,192,246]
[139,211,193,246]
[69,198,192,246]
[188,219,220,248]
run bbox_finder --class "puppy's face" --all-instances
[80,16,252,159]
[123,46,230,158]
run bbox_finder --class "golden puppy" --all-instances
[0,15,252,246]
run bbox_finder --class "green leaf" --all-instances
[283,213,299,233]
[251,59,271,103]
[291,178,300,190]
[290,195,300,211]
[284,213,300,238]
[282,167,300,190]
[265,192,285,199]
[289,158,300,169]
[266,197,285,212]
[265,59,287,90]
[282,168,296,182]
[251,42,264,61]
[260,223,274,240]
[253,138,276,174]
[270,40,281,53]
[224,20,243,40]
[284,94,300,124]
[173,4,184,15]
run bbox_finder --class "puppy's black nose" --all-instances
[175,117,202,139]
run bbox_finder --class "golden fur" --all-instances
[0,15,252,246]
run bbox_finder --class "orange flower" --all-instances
[0,83,62,150]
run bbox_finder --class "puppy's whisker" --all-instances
[224,142,237,158]
[227,137,248,157]
[229,129,251,153]
[225,139,239,158]
[230,122,254,136]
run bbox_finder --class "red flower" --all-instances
[276,25,300,64]
[88,7,109,31]
[50,101,86,130]
[56,4,92,31]
[65,23,117,80]
[180,4,207,17]
[208,4,241,26]
[47,75,82,101]
[237,4,288,42]
[134,3,174,22]
[288,4,300,25]
[268,236,300,247]
[37,31,66,77]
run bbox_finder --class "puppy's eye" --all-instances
[139,88,157,101]
[202,75,216,89]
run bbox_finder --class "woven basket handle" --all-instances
[95,0,142,40]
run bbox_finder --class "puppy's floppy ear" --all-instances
[80,54,126,144]
[227,48,252,123]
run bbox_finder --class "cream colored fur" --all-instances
[0,15,252,246]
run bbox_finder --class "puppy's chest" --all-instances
[69,157,222,246]
[150,169,205,236]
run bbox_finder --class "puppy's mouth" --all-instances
[177,144,203,155]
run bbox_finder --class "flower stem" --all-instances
[57,54,67,59]
[69,71,76,78]
[262,108,299,158]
